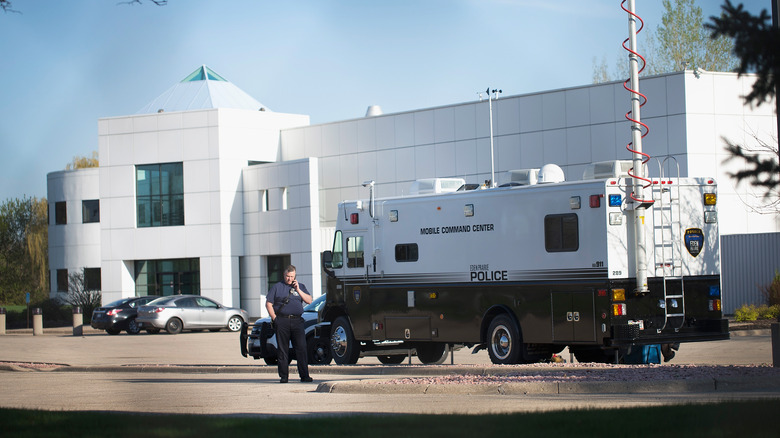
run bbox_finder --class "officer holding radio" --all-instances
[265,265,313,383]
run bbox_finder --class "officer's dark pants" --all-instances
[275,316,310,380]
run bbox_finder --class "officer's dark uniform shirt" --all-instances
[267,281,308,316]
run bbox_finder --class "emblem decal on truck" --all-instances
[684,228,704,257]
[353,287,361,304]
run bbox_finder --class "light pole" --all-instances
[479,87,502,187]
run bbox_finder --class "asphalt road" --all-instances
[1,326,779,416]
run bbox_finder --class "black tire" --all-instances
[571,346,623,364]
[330,316,360,365]
[227,316,243,332]
[487,314,521,364]
[307,335,332,365]
[416,343,448,364]
[377,355,406,365]
[125,318,141,335]
[106,328,121,336]
[166,317,183,335]
[146,328,161,334]
[263,356,278,366]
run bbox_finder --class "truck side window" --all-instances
[331,231,343,269]
[346,236,364,268]
[395,243,419,262]
[544,213,579,252]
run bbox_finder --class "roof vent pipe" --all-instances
[365,105,383,117]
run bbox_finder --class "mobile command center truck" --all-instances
[320,161,728,365]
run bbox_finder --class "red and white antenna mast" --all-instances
[622,0,653,294]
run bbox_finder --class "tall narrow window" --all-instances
[267,255,291,287]
[84,267,102,291]
[56,269,68,292]
[82,200,100,223]
[136,163,184,227]
[282,187,288,210]
[55,201,67,225]
[260,190,268,212]
[346,236,364,268]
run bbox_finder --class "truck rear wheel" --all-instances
[330,317,360,365]
[416,343,448,364]
[487,314,521,364]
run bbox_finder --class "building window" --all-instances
[282,187,288,210]
[261,190,268,212]
[346,236,364,268]
[82,200,100,223]
[544,214,579,252]
[395,243,419,262]
[56,269,68,292]
[136,163,184,228]
[84,267,101,291]
[134,258,200,296]
[55,201,67,225]
[267,255,291,287]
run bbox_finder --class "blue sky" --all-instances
[0,0,767,203]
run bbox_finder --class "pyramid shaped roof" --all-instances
[137,65,269,114]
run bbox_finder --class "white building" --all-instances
[47,66,778,316]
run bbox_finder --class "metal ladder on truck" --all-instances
[651,156,686,332]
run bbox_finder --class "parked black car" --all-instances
[91,296,160,335]
[240,294,331,365]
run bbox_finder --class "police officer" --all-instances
[265,265,313,383]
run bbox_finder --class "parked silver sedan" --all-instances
[136,295,249,334]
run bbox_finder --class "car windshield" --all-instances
[304,295,326,312]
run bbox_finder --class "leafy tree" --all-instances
[593,0,737,82]
[707,1,779,201]
[0,197,48,305]
[65,151,99,170]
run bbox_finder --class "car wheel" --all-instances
[416,343,448,364]
[227,316,243,332]
[106,328,121,336]
[263,356,278,366]
[166,318,183,335]
[307,335,332,365]
[126,318,141,335]
[377,355,406,365]
[146,328,161,334]
[330,316,360,365]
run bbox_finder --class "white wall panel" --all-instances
[394,113,415,147]
[454,105,476,141]
[519,94,543,133]
[722,233,780,314]
[357,118,377,153]
[565,87,590,127]
[494,98,520,137]
[375,116,396,150]
[414,110,434,145]
[434,141,457,177]
[434,107,455,143]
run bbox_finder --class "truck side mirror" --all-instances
[322,251,335,277]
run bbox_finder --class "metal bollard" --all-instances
[72,306,83,336]
[0,307,5,335]
[32,307,43,335]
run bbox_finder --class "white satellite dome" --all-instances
[537,164,565,184]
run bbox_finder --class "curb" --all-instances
[316,376,780,395]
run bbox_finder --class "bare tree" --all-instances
[65,151,99,170]
[64,269,101,321]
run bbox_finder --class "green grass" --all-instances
[2,400,779,437]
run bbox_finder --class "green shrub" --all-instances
[734,303,780,321]
[734,304,760,321]
[758,304,780,320]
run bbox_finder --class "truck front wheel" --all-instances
[487,314,521,364]
[330,317,360,365]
